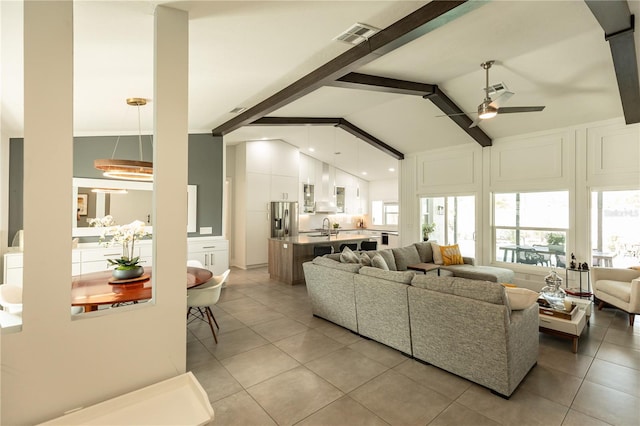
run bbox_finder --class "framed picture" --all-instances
[77,194,88,216]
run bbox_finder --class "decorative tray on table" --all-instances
[537,298,578,320]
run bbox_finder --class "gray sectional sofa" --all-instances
[302,243,538,398]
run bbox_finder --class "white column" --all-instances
[152,4,189,363]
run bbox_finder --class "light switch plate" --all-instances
[199,227,213,235]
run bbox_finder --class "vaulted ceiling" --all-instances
[2,1,638,181]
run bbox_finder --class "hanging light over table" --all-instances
[94,98,153,181]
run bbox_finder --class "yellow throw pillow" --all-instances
[440,244,464,266]
[629,266,640,271]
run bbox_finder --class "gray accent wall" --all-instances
[8,133,223,244]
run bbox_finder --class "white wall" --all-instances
[400,118,639,291]
[1,5,189,425]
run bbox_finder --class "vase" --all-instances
[112,266,144,281]
[541,270,566,310]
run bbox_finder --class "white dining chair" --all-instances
[0,284,23,315]
[187,281,223,343]
[187,259,204,268]
[200,268,230,289]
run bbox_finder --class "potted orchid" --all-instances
[92,217,150,280]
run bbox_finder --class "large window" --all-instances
[591,189,640,268]
[494,191,568,267]
[420,196,475,258]
[372,201,398,226]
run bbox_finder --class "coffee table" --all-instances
[538,309,586,353]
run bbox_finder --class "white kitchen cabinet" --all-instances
[271,175,299,202]
[244,211,270,266]
[187,238,229,275]
[272,140,299,177]
[246,172,272,210]
[245,140,273,174]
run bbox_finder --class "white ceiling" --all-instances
[2,1,638,182]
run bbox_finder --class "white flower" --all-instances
[88,215,115,227]
[99,219,150,263]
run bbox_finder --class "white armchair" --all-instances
[592,267,640,326]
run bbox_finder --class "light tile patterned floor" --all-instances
[187,267,640,426]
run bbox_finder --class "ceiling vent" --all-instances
[487,82,508,96]
[334,22,380,45]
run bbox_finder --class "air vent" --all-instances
[487,82,508,96]
[229,106,247,114]
[334,22,380,45]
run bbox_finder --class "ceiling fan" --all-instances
[441,60,546,128]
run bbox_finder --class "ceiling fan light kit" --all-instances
[94,97,154,181]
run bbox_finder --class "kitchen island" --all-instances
[268,234,371,285]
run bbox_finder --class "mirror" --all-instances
[72,178,197,236]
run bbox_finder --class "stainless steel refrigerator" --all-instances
[270,201,299,238]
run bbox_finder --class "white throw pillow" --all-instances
[340,246,359,264]
[505,287,539,310]
[371,254,389,270]
[430,241,443,265]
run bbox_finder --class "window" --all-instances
[371,201,398,226]
[591,189,640,268]
[494,191,568,267]
[420,196,475,258]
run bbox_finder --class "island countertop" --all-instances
[269,233,371,245]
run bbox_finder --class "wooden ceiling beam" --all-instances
[585,1,640,124]
[250,117,404,160]
[212,1,482,136]
[330,72,492,147]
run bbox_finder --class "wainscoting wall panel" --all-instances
[490,132,568,191]
[587,123,640,186]
[416,147,480,194]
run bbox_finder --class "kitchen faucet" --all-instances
[322,217,331,238]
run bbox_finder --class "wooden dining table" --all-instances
[71,266,213,312]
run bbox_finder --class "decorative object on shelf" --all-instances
[92,218,150,280]
[94,98,153,182]
[541,270,566,311]
[570,253,576,270]
[581,262,589,270]
[422,222,436,241]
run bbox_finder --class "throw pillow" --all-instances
[505,287,539,310]
[340,246,359,264]
[359,253,372,267]
[629,266,640,271]
[430,242,443,265]
[440,244,464,266]
[371,254,389,270]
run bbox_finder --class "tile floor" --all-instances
[187,267,640,426]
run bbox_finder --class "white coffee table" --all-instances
[538,309,586,353]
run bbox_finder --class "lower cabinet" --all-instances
[187,238,229,276]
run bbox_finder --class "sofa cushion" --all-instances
[325,253,341,262]
[430,242,444,265]
[371,254,389,270]
[411,275,508,307]
[505,287,539,310]
[340,246,359,264]
[596,280,631,303]
[414,242,434,263]
[442,264,514,283]
[392,245,421,271]
[440,244,464,266]
[312,256,363,273]
[359,266,415,284]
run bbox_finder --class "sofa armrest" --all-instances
[631,278,640,314]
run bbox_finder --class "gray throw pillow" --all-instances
[359,253,372,266]
[371,254,389,270]
[340,246,359,264]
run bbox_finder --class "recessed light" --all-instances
[388,168,395,172]
[308,147,315,152]
[361,171,367,176]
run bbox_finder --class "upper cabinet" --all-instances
[247,140,299,178]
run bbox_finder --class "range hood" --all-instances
[314,162,337,213]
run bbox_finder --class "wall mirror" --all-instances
[72,178,197,236]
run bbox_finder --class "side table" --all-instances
[565,268,592,299]
[407,263,441,275]
[539,309,586,353]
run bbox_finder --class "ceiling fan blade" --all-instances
[497,106,545,114]
[488,91,514,108]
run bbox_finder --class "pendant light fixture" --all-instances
[94,98,153,181]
